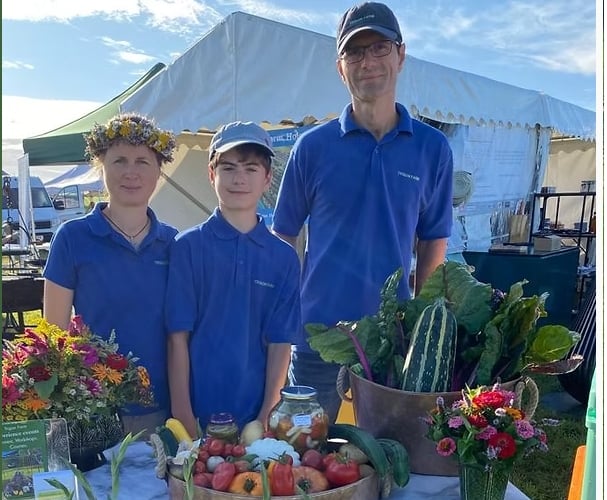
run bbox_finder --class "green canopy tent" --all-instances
[22,63,166,166]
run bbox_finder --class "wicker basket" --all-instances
[167,469,379,500]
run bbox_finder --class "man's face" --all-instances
[336,31,405,104]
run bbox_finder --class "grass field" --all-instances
[511,374,588,500]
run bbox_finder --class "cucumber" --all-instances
[401,297,457,392]
[376,438,409,487]
[328,423,389,479]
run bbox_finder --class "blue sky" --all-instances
[1,0,598,178]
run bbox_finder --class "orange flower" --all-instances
[22,389,49,412]
[92,363,123,384]
[505,407,525,420]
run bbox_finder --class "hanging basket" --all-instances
[337,368,538,476]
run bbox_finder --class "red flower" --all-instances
[27,365,52,382]
[106,353,128,371]
[468,413,488,428]
[472,390,507,409]
[488,432,517,459]
[2,375,20,405]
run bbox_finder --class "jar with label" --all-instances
[206,412,239,444]
[267,385,329,454]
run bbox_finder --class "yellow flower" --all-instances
[138,366,151,388]
[107,127,116,139]
[92,363,123,385]
[119,120,131,137]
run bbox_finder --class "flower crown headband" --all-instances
[84,113,177,164]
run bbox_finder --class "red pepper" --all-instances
[211,461,237,491]
[269,454,295,496]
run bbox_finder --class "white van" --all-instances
[2,175,64,243]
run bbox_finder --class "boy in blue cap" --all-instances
[165,121,301,437]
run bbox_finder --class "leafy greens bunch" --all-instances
[306,262,580,391]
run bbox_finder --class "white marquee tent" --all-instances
[117,11,595,249]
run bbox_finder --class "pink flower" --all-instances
[515,419,535,439]
[476,425,497,440]
[436,437,457,456]
[75,344,99,367]
[448,416,465,429]
[68,315,87,335]
[2,375,20,405]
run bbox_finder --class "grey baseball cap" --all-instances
[337,2,403,55]
[209,121,275,158]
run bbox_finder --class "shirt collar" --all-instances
[338,102,414,137]
[89,201,171,242]
[208,207,269,247]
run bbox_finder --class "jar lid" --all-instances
[209,412,235,424]
[280,385,317,400]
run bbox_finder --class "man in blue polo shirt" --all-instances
[272,2,453,422]
[165,122,301,437]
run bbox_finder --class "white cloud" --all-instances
[2,60,35,70]
[399,0,595,77]
[2,96,102,173]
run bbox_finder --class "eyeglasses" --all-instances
[339,40,400,64]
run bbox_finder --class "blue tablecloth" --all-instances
[83,442,530,499]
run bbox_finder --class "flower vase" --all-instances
[459,464,510,500]
[67,413,124,472]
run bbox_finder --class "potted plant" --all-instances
[306,261,580,475]
[2,316,155,471]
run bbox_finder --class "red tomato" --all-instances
[325,458,361,487]
[207,438,225,457]
[292,466,330,493]
[193,472,212,488]
[301,449,324,470]
[194,460,206,474]
[197,449,210,463]
[322,452,339,470]
[223,443,234,457]
[231,444,246,458]
[211,462,237,491]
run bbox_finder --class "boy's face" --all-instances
[209,148,271,214]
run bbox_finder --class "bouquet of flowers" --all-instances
[425,383,548,472]
[2,316,154,422]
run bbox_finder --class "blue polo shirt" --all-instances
[272,103,453,352]
[43,202,178,414]
[165,208,301,428]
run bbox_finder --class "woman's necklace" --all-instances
[102,210,150,244]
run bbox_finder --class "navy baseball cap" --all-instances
[209,121,275,158]
[337,2,403,54]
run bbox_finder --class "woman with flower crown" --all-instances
[42,112,178,437]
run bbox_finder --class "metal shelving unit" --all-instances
[528,191,596,266]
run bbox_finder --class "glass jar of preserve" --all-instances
[267,385,329,454]
[206,412,239,444]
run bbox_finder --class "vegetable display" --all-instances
[152,419,409,498]
[307,261,582,391]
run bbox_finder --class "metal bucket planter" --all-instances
[338,368,538,476]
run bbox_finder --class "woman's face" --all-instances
[101,142,161,208]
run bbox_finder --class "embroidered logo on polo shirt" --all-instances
[154,260,169,265]
[398,171,420,181]
[254,279,275,288]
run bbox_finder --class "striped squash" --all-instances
[401,298,457,392]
